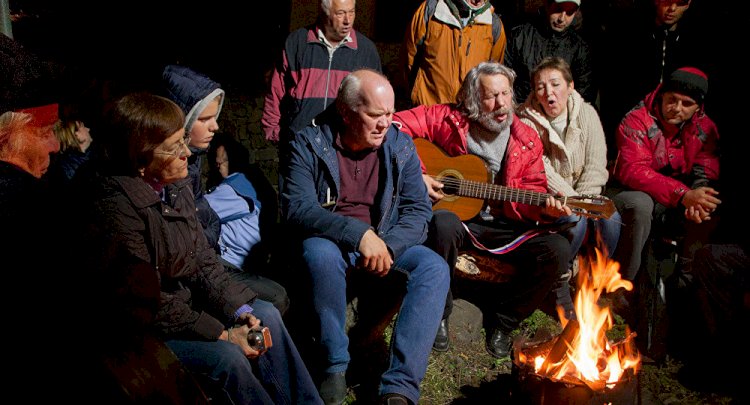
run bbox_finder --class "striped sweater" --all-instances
[262,26,381,142]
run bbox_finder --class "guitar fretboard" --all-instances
[433,175,553,206]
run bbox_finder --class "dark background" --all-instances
[5,0,749,209]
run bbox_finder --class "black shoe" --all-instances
[486,328,512,358]
[319,371,347,405]
[432,319,449,352]
[381,393,412,405]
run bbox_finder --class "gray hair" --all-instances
[456,62,517,121]
[321,0,356,17]
[335,68,385,113]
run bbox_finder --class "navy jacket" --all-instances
[280,115,432,260]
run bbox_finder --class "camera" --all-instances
[247,326,273,351]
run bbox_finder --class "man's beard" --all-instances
[477,109,512,133]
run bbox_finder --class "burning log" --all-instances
[513,243,642,401]
[539,319,579,376]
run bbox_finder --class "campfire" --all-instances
[514,246,641,397]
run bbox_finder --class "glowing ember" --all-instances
[517,246,641,389]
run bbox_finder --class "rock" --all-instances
[449,298,483,345]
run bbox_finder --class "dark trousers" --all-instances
[426,209,569,332]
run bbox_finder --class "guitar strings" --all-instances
[428,175,613,219]
[431,175,552,205]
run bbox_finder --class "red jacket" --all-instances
[394,104,548,223]
[613,85,720,208]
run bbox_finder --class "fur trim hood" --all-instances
[162,65,225,136]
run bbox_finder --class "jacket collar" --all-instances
[307,26,359,50]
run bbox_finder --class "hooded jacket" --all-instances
[613,83,720,208]
[162,65,225,248]
[402,0,506,107]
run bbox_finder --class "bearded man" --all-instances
[394,62,572,358]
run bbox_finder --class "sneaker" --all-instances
[319,371,347,405]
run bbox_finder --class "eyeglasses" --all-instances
[154,136,191,159]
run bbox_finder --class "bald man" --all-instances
[281,69,449,405]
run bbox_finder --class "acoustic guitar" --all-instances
[413,138,616,221]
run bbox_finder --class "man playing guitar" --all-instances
[394,62,574,358]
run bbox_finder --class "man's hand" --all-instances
[681,187,721,217]
[541,195,573,218]
[358,229,393,276]
[423,174,444,202]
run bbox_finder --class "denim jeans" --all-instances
[559,211,622,263]
[301,237,449,404]
[166,299,322,405]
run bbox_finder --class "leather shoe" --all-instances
[319,371,347,405]
[486,328,512,358]
[433,318,449,352]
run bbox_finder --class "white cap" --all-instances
[554,0,581,6]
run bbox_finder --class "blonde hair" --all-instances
[53,120,81,153]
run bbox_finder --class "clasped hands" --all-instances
[682,186,721,223]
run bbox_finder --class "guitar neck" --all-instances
[436,176,552,206]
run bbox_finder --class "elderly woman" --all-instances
[518,56,621,321]
[78,92,321,404]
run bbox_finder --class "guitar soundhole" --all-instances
[441,175,459,196]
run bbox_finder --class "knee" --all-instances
[411,246,451,285]
[616,192,653,219]
[547,234,572,262]
[301,237,340,266]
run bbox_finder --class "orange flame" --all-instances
[522,246,641,388]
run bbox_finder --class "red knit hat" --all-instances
[662,67,708,103]
[15,103,59,128]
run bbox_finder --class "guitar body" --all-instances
[413,138,616,221]
[414,138,490,220]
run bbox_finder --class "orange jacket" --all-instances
[402,0,506,107]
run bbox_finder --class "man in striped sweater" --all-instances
[262,0,382,146]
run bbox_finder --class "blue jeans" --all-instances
[301,237,449,404]
[553,213,621,319]
[559,211,622,262]
[166,299,322,405]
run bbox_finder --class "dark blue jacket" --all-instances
[280,115,432,260]
[162,65,225,249]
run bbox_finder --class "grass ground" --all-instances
[342,310,741,405]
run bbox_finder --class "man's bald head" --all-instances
[336,69,395,152]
